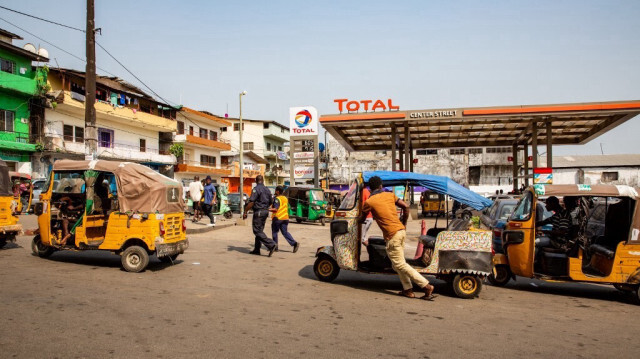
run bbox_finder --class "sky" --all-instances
[1,0,639,155]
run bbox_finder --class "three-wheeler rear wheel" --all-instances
[451,274,483,299]
[314,255,340,282]
[31,235,54,258]
[121,245,149,273]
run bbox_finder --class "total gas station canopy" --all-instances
[320,100,640,152]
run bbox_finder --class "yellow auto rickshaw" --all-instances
[32,160,189,272]
[492,184,640,302]
[10,171,32,215]
[0,160,22,248]
[420,190,445,217]
[324,189,342,219]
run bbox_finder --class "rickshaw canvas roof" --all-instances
[531,184,639,200]
[0,159,11,197]
[9,172,32,180]
[53,160,184,213]
[363,171,493,210]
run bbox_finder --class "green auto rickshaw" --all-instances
[284,187,328,225]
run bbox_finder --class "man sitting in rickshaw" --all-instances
[359,176,436,300]
[536,196,572,251]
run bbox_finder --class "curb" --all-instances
[186,222,236,234]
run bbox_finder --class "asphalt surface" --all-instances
[1,215,640,358]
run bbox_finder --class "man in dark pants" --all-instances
[202,176,217,226]
[243,175,277,257]
[270,186,299,253]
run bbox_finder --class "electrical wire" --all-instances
[0,5,85,32]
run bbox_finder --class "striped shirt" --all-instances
[550,208,572,248]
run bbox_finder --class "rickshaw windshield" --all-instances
[510,191,533,221]
[52,172,86,194]
[309,190,324,202]
[338,181,359,210]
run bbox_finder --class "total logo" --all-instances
[290,106,318,136]
[295,109,312,128]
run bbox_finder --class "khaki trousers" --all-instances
[386,230,429,290]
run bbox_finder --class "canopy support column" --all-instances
[546,119,553,168]
[524,144,529,186]
[531,121,538,170]
[391,124,397,171]
[404,123,410,171]
[512,143,518,193]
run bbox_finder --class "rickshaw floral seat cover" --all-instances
[333,207,360,270]
[422,230,492,274]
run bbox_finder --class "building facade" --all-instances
[173,108,232,186]
[262,121,290,186]
[219,117,267,194]
[0,28,48,173]
[32,68,177,178]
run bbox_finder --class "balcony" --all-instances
[0,131,37,152]
[175,159,232,176]
[174,133,231,151]
[263,124,289,143]
[0,69,40,97]
[56,91,177,132]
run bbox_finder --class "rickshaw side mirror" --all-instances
[330,220,349,236]
[34,202,44,216]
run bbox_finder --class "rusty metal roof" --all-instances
[320,100,640,152]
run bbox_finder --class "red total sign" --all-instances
[334,98,399,113]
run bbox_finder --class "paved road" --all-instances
[1,215,639,358]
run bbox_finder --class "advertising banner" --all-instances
[293,165,315,179]
[533,167,553,184]
[289,106,318,137]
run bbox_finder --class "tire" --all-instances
[321,217,326,226]
[488,265,511,287]
[452,274,483,299]
[296,218,303,224]
[224,211,233,219]
[461,211,472,221]
[159,254,179,264]
[314,255,340,282]
[121,245,150,273]
[31,235,54,258]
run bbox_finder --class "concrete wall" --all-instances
[220,119,266,156]
[552,167,640,187]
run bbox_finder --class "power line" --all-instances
[0,5,85,32]
[0,16,118,77]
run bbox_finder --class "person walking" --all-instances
[243,175,277,256]
[359,176,436,300]
[202,176,217,226]
[270,186,299,253]
[188,176,204,222]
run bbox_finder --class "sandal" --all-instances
[420,294,438,301]
[398,289,415,298]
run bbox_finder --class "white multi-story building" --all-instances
[32,68,177,178]
[219,117,268,194]
[262,121,290,186]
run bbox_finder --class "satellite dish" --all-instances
[23,43,37,53]
[37,48,49,58]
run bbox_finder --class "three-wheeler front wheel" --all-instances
[488,265,512,287]
[121,245,150,273]
[314,255,340,282]
[452,274,483,299]
[31,235,54,258]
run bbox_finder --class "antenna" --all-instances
[600,143,604,155]
[225,102,229,118]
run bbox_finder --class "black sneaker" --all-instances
[268,245,276,257]
[249,250,260,255]
[274,245,279,252]
[293,243,299,253]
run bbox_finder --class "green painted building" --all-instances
[0,28,48,172]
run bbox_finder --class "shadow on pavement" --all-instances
[227,245,251,254]
[0,242,22,250]
[38,250,184,272]
[297,264,449,297]
[492,278,636,305]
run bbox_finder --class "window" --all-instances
[243,142,254,151]
[449,148,466,155]
[1,58,15,74]
[209,130,217,141]
[221,127,227,132]
[98,128,114,148]
[189,126,194,136]
[233,123,244,131]
[601,172,619,182]
[338,180,359,210]
[140,139,146,152]
[63,125,74,142]
[278,146,282,152]
[416,149,437,155]
[267,143,272,151]
[63,125,84,143]
[510,191,533,221]
[199,128,208,139]
[263,123,269,129]
[177,121,184,134]
[486,147,511,154]
[75,126,84,143]
[468,148,483,154]
[200,155,216,167]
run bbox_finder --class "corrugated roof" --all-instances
[548,154,640,168]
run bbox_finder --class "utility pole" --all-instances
[85,0,97,160]
[238,91,246,213]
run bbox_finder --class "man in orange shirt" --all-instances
[359,176,436,300]
[361,186,374,246]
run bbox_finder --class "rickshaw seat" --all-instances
[588,244,615,260]
[541,247,566,254]
[368,236,386,246]
[419,235,437,249]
